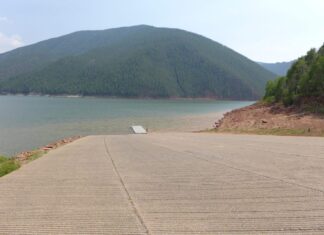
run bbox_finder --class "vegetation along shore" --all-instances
[214,44,324,136]
[0,136,81,178]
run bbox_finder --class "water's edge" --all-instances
[0,95,253,155]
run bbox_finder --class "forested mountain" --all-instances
[264,44,324,112]
[0,25,275,99]
[258,61,294,76]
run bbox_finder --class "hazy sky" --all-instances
[0,0,323,62]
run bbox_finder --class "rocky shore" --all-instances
[214,103,324,136]
[14,136,82,165]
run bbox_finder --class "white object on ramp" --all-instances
[131,125,147,134]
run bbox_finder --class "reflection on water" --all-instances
[0,95,253,155]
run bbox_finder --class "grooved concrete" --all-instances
[1,133,324,234]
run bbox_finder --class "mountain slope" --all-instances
[0,25,276,99]
[0,26,154,81]
[258,61,294,76]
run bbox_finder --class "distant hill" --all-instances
[258,61,294,76]
[0,25,275,100]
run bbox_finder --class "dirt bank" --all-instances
[14,136,82,165]
[214,103,324,136]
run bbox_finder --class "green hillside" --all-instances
[0,25,275,99]
[264,44,324,112]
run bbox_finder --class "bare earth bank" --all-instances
[214,103,324,136]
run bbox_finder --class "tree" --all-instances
[263,44,324,111]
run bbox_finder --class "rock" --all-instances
[261,119,268,124]
[13,136,82,165]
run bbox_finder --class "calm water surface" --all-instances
[0,95,253,155]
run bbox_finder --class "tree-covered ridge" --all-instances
[258,61,294,76]
[0,25,275,99]
[264,44,324,111]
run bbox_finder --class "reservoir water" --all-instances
[0,95,253,155]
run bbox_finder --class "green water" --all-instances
[0,95,253,155]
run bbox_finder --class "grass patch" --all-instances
[0,156,8,164]
[0,150,47,178]
[26,150,46,163]
[0,156,20,177]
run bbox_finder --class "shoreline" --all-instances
[5,100,322,166]
[2,101,323,178]
[1,136,81,178]
[5,110,225,164]
[13,136,82,165]
[0,93,256,102]
[0,96,252,156]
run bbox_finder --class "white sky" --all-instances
[0,0,323,62]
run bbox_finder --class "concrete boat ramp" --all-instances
[1,133,324,234]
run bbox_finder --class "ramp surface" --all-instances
[1,133,324,234]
